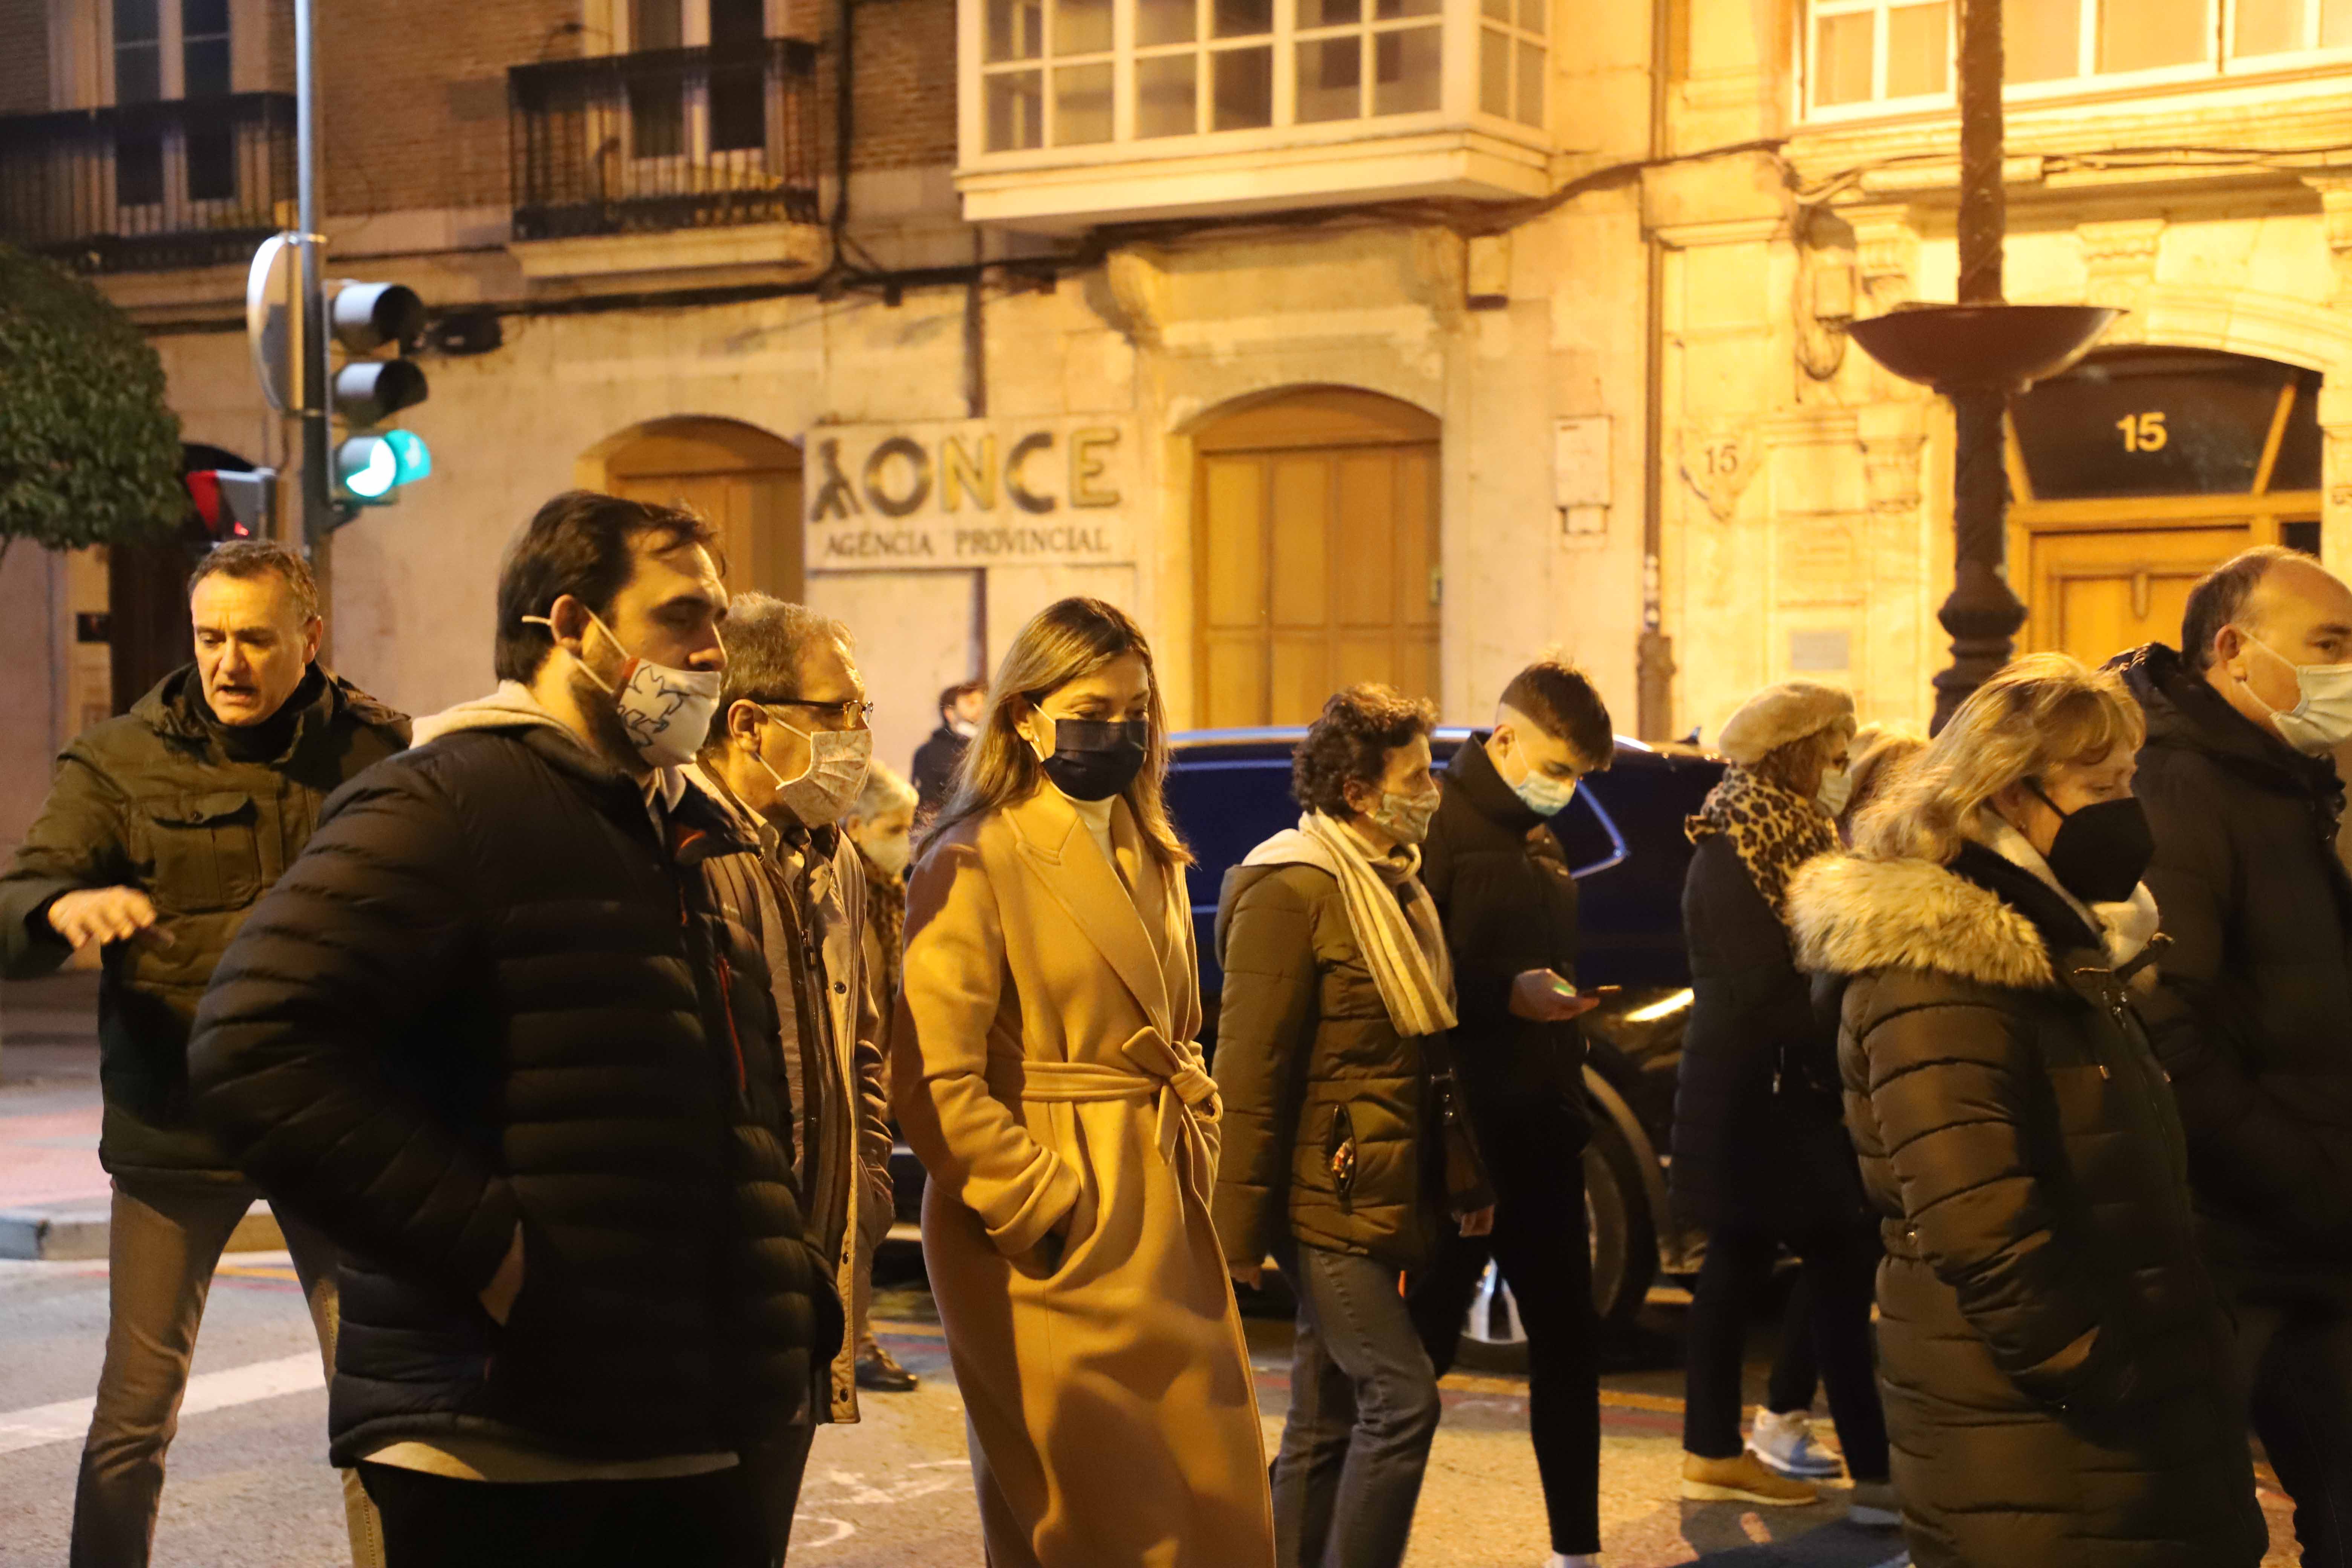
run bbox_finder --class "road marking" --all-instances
[0,1352,322,1458]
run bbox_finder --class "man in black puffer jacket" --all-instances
[190,493,840,1568]
[1405,660,1611,1568]
[2114,545,2352,1567]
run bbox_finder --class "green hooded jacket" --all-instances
[0,665,408,1180]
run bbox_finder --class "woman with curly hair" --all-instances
[893,598,1274,1568]
[1785,655,2265,1567]
[1213,683,1492,1568]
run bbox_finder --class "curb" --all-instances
[0,1201,286,1262]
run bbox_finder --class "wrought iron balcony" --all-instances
[0,93,295,273]
[510,39,821,243]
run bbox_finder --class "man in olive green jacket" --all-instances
[0,542,406,1568]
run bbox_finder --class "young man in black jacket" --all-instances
[909,679,983,817]
[0,541,406,1568]
[2116,545,2352,1567]
[1406,660,1611,1568]
[189,493,839,1568]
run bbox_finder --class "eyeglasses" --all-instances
[764,695,875,727]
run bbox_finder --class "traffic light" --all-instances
[328,281,430,506]
[186,467,278,541]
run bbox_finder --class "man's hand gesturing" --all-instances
[47,887,168,951]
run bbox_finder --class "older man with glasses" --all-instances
[683,592,895,1566]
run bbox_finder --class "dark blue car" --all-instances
[890,727,1724,1348]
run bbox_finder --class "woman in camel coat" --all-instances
[892,596,1276,1568]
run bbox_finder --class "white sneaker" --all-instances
[1747,1408,1843,1479]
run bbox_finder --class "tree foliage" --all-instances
[0,243,185,564]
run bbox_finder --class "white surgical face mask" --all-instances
[1817,765,1853,819]
[2242,632,2352,756]
[754,708,873,826]
[526,611,721,772]
[1499,730,1579,818]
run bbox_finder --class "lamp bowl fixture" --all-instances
[1847,303,2119,394]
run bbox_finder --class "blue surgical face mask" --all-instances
[1499,728,1579,818]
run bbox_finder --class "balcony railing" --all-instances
[0,93,295,273]
[510,40,821,243]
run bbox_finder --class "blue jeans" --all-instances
[1272,1240,1442,1568]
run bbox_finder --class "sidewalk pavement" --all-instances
[0,972,281,1260]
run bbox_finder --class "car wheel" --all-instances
[1451,1114,1658,1374]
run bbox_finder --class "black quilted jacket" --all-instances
[1790,844,2263,1568]
[188,721,840,1466]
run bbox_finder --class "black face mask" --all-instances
[2029,783,2154,906]
[1039,717,1148,802]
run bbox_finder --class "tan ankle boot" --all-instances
[1680,1452,1822,1506]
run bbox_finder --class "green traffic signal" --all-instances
[335,429,431,504]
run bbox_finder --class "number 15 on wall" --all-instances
[2117,411,2168,453]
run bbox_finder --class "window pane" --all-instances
[1302,0,1361,25]
[630,80,685,155]
[1296,36,1361,120]
[2328,0,2352,45]
[1518,0,1546,34]
[988,0,1043,61]
[1374,0,1440,17]
[1056,0,1113,55]
[1136,52,1197,134]
[1053,61,1113,141]
[2234,0,2300,51]
[710,0,766,46]
[182,35,231,96]
[182,0,228,35]
[632,0,683,50]
[709,57,765,148]
[114,41,162,103]
[2006,0,2081,80]
[1812,10,1874,105]
[1137,0,1197,44]
[1510,35,1542,124]
[986,69,1044,148]
[1481,0,1508,19]
[1375,26,1440,112]
[2099,0,2206,71]
[1882,2,1947,94]
[113,0,159,45]
[116,133,164,205]
[1481,24,1509,113]
[1211,45,1272,126]
[186,126,234,201]
[1214,0,1273,37]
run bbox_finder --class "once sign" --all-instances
[805,416,1138,570]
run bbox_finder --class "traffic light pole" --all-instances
[293,0,331,551]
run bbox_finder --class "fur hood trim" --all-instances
[1786,854,2054,990]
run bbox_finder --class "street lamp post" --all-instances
[1845,0,2115,731]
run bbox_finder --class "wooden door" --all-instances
[601,419,804,600]
[1196,389,1440,727]
[2022,524,2249,670]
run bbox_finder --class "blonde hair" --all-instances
[849,758,918,823]
[917,597,1192,867]
[1852,654,2144,865]
[1840,722,1929,835]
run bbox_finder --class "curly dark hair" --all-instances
[1292,684,1438,818]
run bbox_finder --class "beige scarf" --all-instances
[1242,812,1458,1037]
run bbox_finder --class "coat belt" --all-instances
[1008,1029,1222,1211]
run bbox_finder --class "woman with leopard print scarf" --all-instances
[1670,683,1897,1527]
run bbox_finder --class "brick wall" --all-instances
[843,0,956,172]
[317,0,578,216]
[0,3,51,116]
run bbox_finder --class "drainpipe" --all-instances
[1634,0,1676,740]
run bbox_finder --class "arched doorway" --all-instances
[2009,346,2324,667]
[1193,387,1440,727]
[102,443,244,716]
[584,417,804,600]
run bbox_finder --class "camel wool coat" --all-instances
[891,785,1276,1568]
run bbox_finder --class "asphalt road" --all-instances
[0,1251,2305,1567]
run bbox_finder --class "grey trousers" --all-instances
[69,1174,386,1568]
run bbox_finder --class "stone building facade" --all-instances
[3,0,2350,824]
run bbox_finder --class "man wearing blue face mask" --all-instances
[1405,660,1613,1568]
[187,493,841,1568]
[681,594,895,1564]
[2114,546,2352,1568]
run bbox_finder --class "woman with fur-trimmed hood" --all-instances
[1785,655,2266,1568]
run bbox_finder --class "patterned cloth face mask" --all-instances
[524,611,721,771]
